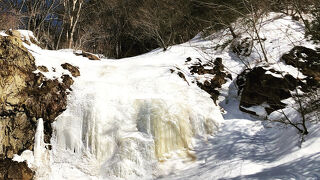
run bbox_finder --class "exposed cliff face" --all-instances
[0,34,76,179]
[0,35,37,159]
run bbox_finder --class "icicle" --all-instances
[34,118,45,166]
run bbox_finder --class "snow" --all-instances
[0,31,8,37]
[265,70,283,78]
[159,89,320,179]
[7,12,320,179]
[266,61,307,79]
[17,30,38,43]
[241,102,270,117]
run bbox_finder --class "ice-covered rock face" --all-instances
[52,60,223,179]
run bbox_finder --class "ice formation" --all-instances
[7,29,222,180]
[34,118,45,166]
[13,118,50,179]
[49,58,224,179]
[32,118,51,179]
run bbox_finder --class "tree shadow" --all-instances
[229,153,320,180]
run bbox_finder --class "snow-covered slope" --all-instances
[13,13,320,179]
[19,32,225,179]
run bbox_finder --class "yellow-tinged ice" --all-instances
[136,99,193,160]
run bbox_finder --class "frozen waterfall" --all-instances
[47,55,224,179]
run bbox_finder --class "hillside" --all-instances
[0,13,319,180]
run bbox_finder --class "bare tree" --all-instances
[271,87,319,145]
[0,0,63,48]
[63,0,84,49]
[0,11,20,30]
[130,0,192,51]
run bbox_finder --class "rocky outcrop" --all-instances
[237,46,320,116]
[281,46,320,87]
[0,34,75,178]
[170,67,189,85]
[0,159,34,180]
[0,35,37,160]
[61,63,80,77]
[5,30,40,47]
[37,66,49,72]
[74,50,100,60]
[181,57,231,104]
[237,67,302,115]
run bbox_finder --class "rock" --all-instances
[0,35,36,159]
[197,81,221,103]
[189,62,214,75]
[24,78,71,124]
[186,57,232,104]
[74,50,100,60]
[0,113,35,159]
[62,75,74,89]
[169,68,189,85]
[61,63,80,77]
[237,67,303,115]
[281,46,320,87]
[230,37,253,56]
[5,30,40,47]
[37,65,49,72]
[6,30,22,39]
[0,34,74,177]
[0,159,34,180]
[177,72,188,85]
